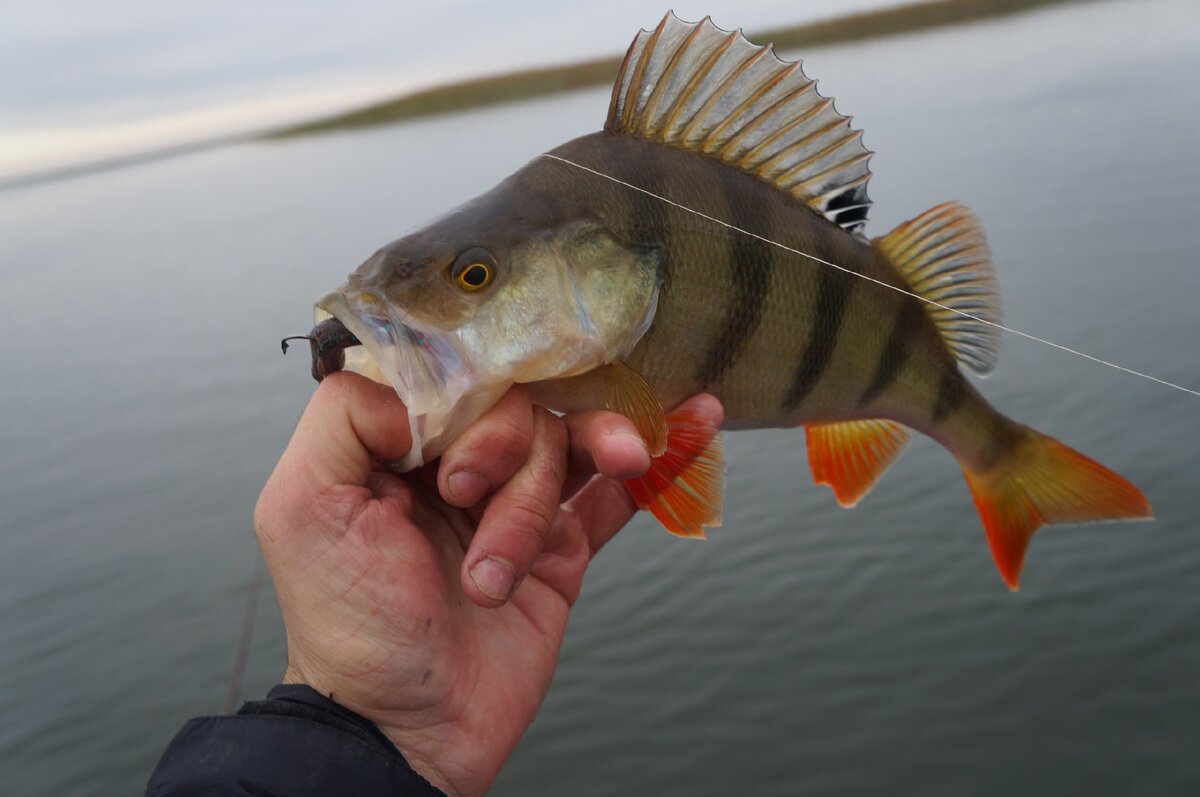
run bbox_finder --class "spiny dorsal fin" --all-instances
[607,12,873,233]
[874,202,1002,376]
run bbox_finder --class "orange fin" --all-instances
[874,202,1000,375]
[606,361,667,457]
[623,404,725,539]
[963,426,1152,591]
[806,419,910,507]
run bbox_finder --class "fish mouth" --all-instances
[300,289,507,471]
[281,317,363,382]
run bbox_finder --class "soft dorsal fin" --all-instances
[874,202,1002,375]
[607,12,873,233]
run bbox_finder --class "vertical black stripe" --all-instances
[694,167,772,386]
[782,266,855,411]
[931,369,969,421]
[613,143,669,250]
[858,297,924,407]
[606,140,671,291]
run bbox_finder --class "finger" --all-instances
[670,392,725,430]
[562,474,638,557]
[564,410,649,481]
[436,385,534,508]
[563,393,723,548]
[461,408,567,607]
[256,373,411,548]
[565,393,724,478]
[272,372,412,496]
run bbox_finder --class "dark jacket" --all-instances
[147,684,446,796]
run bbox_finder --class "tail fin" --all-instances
[962,427,1152,590]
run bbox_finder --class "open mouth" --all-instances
[282,289,506,471]
[280,317,362,382]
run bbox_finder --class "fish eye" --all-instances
[450,248,496,292]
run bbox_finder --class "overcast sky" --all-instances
[0,1,906,181]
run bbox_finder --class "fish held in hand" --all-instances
[299,13,1150,588]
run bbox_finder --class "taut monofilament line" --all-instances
[541,152,1200,401]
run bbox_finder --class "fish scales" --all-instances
[303,13,1151,589]
[539,133,961,434]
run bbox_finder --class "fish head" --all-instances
[313,170,661,470]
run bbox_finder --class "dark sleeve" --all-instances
[146,684,447,796]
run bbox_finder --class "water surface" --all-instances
[1,1,1197,793]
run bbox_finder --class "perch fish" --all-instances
[293,13,1151,589]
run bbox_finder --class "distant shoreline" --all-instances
[2,0,1093,193]
[266,0,1093,140]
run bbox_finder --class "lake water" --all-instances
[1,0,1197,793]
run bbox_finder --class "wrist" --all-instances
[210,684,453,796]
[279,668,467,796]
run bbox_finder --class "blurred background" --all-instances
[2,0,1198,794]
[2,0,909,187]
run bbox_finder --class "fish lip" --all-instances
[314,289,470,409]
[313,288,489,471]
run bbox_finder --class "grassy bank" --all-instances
[268,0,1091,139]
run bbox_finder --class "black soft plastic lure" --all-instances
[281,318,361,382]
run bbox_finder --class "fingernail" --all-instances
[469,557,516,602]
[447,470,487,505]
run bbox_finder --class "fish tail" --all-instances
[623,404,724,539]
[961,425,1151,590]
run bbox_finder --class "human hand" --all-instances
[254,372,721,796]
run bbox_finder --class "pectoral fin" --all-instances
[623,403,725,539]
[806,419,910,507]
[605,361,668,456]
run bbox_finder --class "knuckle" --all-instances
[489,415,533,457]
[527,453,564,490]
[505,493,556,542]
[456,411,533,478]
[252,492,272,542]
[252,479,291,545]
[534,404,565,432]
[533,408,569,454]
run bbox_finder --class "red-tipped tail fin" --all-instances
[963,427,1152,590]
[623,405,724,539]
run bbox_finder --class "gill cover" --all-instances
[318,219,660,471]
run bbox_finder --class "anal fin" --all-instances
[623,404,725,538]
[806,419,910,508]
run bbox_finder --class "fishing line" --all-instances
[541,153,1200,400]
[222,556,265,713]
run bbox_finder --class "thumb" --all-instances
[272,371,413,499]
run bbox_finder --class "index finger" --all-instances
[461,408,567,607]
